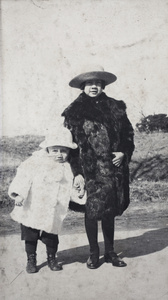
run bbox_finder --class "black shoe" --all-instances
[47,254,62,271]
[104,252,127,267]
[87,253,99,269]
[26,253,37,274]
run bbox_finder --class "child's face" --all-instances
[84,80,103,98]
[47,146,70,163]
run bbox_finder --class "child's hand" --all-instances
[15,195,24,206]
[73,175,85,198]
[112,152,124,167]
[77,187,85,199]
[73,175,85,191]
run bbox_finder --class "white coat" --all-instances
[8,150,76,234]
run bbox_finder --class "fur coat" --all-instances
[62,92,135,220]
[8,149,80,234]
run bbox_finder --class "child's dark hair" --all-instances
[80,80,105,90]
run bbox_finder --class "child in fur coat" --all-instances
[62,65,134,269]
[8,127,85,273]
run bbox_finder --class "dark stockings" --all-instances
[85,214,115,254]
[101,216,115,254]
[25,241,37,254]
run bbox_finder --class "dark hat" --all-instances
[69,65,117,89]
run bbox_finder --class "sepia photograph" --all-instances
[1,1,168,299]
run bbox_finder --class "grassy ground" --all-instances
[0,131,168,236]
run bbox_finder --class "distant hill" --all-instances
[130,131,168,181]
[0,135,44,165]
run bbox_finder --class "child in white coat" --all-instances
[8,127,85,273]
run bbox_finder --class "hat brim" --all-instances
[69,71,117,89]
[39,141,78,149]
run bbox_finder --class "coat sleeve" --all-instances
[68,201,86,213]
[68,148,84,177]
[118,106,135,163]
[8,159,33,200]
[63,114,84,177]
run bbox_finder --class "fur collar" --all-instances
[62,92,126,123]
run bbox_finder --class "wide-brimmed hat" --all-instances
[69,65,117,89]
[39,127,78,149]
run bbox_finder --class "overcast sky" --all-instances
[1,0,168,136]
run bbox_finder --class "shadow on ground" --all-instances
[55,227,168,267]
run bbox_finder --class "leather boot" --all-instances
[86,252,99,269]
[104,251,127,267]
[26,253,37,273]
[47,254,62,271]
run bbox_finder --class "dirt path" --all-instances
[1,200,168,300]
[1,226,168,300]
[1,199,168,236]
